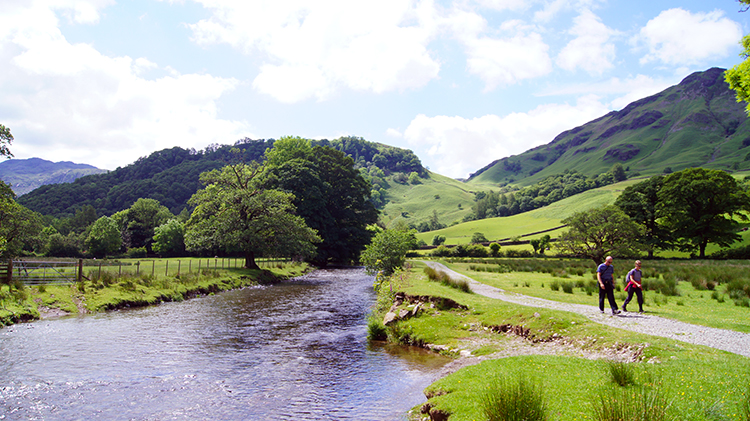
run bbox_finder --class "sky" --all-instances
[1,0,749,179]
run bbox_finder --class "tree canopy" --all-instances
[185,159,321,269]
[85,216,122,258]
[555,205,644,265]
[657,168,750,258]
[614,175,669,258]
[262,137,378,265]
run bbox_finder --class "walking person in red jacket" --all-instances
[622,260,644,313]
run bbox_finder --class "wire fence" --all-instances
[1,258,293,285]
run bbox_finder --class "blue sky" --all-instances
[1,0,748,179]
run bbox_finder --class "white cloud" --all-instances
[401,95,610,178]
[189,0,441,103]
[542,74,675,110]
[0,0,249,170]
[448,13,552,90]
[636,8,742,66]
[556,9,616,75]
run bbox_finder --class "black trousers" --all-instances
[599,282,618,312]
[623,287,643,311]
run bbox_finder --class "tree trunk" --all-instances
[245,250,260,269]
[699,242,707,259]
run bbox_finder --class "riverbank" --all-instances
[0,261,312,327]
[371,261,750,421]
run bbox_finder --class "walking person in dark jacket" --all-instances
[597,256,621,315]
[622,260,644,313]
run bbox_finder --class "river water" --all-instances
[0,268,450,420]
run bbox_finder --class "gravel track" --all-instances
[423,261,750,358]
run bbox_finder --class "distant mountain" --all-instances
[468,68,750,186]
[0,158,107,196]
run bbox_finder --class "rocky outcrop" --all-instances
[383,292,467,326]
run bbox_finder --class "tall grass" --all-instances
[593,385,671,421]
[424,267,472,293]
[606,361,636,387]
[481,374,548,421]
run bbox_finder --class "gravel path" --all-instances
[423,261,750,358]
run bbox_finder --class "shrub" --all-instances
[561,282,574,294]
[430,245,454,257]
[127,247,148,258]
[481,374,548,421]
[550,280,560,291]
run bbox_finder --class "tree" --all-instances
[530,234,551,255]
[555,205,644,265]
[432,235,446,246]
[611,163,627,182]
[657,168,750,258]
[0,124,13,159]
[85,216,122,258]
[152,219,186,257]
[121,198,173,252]
[262,139,378,265]
[614,175,670,258]
[360,227,417,276]
[0,200,44,258]
[471,232,488,244]
[185,160,321,269]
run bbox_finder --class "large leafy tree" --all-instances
[657,168,750,258]
[614,175,670,258]
[555,205,644,265]
[85,216,122,258]
[185,159,321,269]
[263,137,378,265]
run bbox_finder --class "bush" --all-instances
[550,280,560,291]
[482,374,548,421]
[127,247,148,258]
[430,245,454,257]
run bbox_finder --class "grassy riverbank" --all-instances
[368,260,750,421]
[0,258,311,327]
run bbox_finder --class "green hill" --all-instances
[468,68,750,187]
[414,179,634,245]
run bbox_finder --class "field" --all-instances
[370,260,750,421]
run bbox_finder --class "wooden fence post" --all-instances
[7,259,13,284]
[77,259,83,283]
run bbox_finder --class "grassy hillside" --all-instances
[468,68,750,187]
[416,175,750,257]
[379,171,477,228]
[415,180,632,245]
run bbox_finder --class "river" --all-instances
[0,268,451,420]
